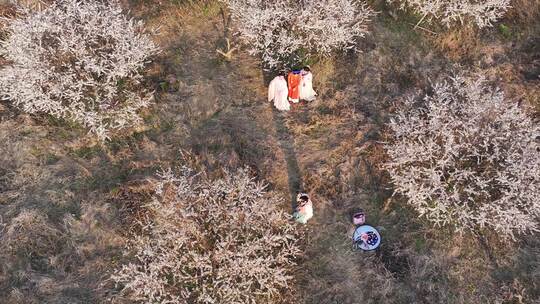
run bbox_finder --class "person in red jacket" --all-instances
[287,70,301,103]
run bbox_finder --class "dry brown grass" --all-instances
[0,115,125,303]
[435,25,480,61]
[278,6,540,302]
[504,0,540,24]
[111,180,156,236]
[0,0,539,303]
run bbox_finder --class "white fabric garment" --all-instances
[294,193,313,224]
[299,70,317,102]
[298,202,313,223]
[268,75,290,111]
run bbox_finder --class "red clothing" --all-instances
[287,71,301,102]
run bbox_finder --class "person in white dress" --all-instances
[299,66,317,102]
[293,193,313,224]
[268,75,290,111]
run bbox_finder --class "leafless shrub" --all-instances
[111,167,300,304]
[388,0,511,28]
[223,0,375,69]
[385,75,540,238]
[0,0,159,140]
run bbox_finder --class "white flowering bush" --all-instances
[385,76,540,238]
[0,0,159,140]
[111,167,301,304]
[224,0,375,69]
[387,0,511,28]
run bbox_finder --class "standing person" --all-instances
[287,70,302,103]
[299,66,317,102]
[293,192,313,224]
[268,74,290,111]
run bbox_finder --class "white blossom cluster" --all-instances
[385,76,540,239]
[0,0,159,140]
[387,0,511,28]
[111,167,301,304]
[224,0,375,69]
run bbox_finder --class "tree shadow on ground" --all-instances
[262,68,304,212]
[271,107,303,212]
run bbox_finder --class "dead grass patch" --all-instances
[435,26,480,61]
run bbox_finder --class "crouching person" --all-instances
[293,193,313,224]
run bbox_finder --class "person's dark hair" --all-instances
[349,208,364,221]
[299,195,309,202]
[303,66,311,72]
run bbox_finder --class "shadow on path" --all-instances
[262,69,304,212]
[271,103,303,212]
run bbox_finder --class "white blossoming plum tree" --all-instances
[0,0,159,140]
[387,0,511,28]
[111,167,301,304]
[224,0,375,69]
[385,76,540,239]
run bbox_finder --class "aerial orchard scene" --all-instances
[0,0,538,303]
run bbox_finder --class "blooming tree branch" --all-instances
[387,0,511,28]
[384,75,540,239]
[223,0,375,69]
[0,0,159,140]
[111,167,301,303]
